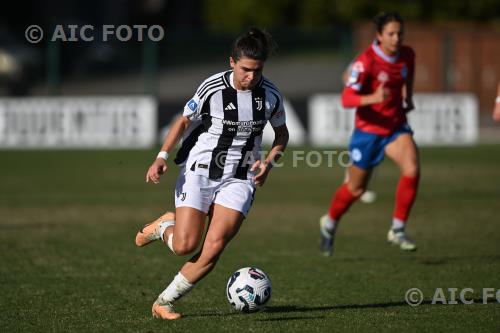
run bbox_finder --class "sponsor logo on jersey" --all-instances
[377,71,389,83]
[187,99,198,111]
[352,61,364,72]
[221,119,266,126]
[254,97,263,111]
[224,102,236,111]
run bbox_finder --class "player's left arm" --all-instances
[252,124,289,187]
[252,94,288,187]
[403,48,416,113]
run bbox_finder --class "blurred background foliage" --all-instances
[202,0,500,32]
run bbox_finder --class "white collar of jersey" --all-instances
[229,72,262,92]
[371,40,399,63]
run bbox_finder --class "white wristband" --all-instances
[157,151,169,161]
[496,96,500,104]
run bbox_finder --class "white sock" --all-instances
[323,215,337,234]
[392,218,405,231]
[159,220,175,242]
[157,272,194,305]
[167,233,175,254]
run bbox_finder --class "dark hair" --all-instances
[373,12,404,34]
[230,27,277,62]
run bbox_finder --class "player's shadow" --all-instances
[334,254,500,265]
[265,297,491,314]
[258,315,325,322]
[189,297,491,319]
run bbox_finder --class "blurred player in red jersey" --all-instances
[320,12,419,256]
[493,81,500,122]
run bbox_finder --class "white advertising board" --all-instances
[309,93,478,146]
[0,97,157,149]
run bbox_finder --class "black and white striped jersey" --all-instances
[174,70,286,181]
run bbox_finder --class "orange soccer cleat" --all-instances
[135,211,175,247]
[152,302,181,320]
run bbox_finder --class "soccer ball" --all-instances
[226,267,272,312]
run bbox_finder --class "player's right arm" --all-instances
[493,81,500,122]
[341,55,388,108]
[146,83,207,184]
[146,115,191,184]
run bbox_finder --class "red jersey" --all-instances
[342,42,415,135]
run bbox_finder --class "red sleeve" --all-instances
[341,87,362,107]
[341,52,371,108]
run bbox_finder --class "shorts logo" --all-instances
[187,99,198,111]
[351,148,362,162]
[176,189,187,201]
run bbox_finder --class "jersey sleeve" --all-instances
[183,74,222,121]
[341,52,372,108]
[344,53,371,92]
[182,92,203,121]
[269,93,286,127]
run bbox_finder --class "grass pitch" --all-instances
[1,146,499,332]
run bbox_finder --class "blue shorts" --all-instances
[348,124,413,170]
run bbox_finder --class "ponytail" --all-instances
[230,27,277,62]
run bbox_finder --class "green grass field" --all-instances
[1,146,499,332]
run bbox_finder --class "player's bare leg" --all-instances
[344,168,377,204]
[180,204,243,282]
[167,207,208,255]
[320,165,371,256]
[151,207,207,320]
[153,205,243,319]
[385,133,420,251]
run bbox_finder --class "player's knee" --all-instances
[172,237,199,256]
[402,164,419,178]
[347,183,366,197]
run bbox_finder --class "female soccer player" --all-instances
[493,81,500,122]
[320,12,419,256]
[135,28,289,319]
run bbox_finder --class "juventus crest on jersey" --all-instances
[174,71,286,181]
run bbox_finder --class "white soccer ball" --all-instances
[360,190,377,204]
[226,267,272,312]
